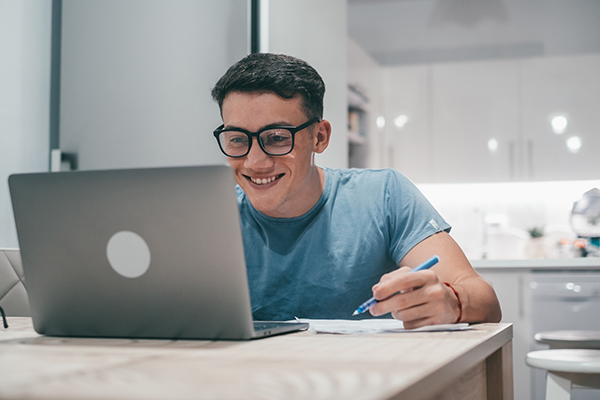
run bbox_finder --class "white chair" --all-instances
[535,330,600,350]
[526,348,600,400]
[0,249,30,317]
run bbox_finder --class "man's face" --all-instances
[220,91,329,218]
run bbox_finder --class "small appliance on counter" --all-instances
[570,188,600,257]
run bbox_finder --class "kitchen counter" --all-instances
[471,257,600,270]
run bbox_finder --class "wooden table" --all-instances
[0,318,512,400]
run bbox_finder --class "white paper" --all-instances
[294,318,470,335]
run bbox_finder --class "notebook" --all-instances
[8,165,308,340]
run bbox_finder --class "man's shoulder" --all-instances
[323,167,408,186]
[323,166,398,177]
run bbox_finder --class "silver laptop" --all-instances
[9,165,307,340]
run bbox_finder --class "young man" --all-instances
[211,53,501,328]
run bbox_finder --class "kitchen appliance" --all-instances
[570,188,600,257]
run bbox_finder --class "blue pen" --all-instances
[352,255,440,316]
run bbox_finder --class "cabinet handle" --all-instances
[527,141,534,179]
[519,274,524,319]
[509,141,516,179]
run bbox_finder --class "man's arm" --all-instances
[369,231,502,329]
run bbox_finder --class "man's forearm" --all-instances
[453,275,502,323]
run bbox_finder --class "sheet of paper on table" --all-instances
[294,319,470,335]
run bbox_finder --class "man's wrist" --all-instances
[443,282,463,323]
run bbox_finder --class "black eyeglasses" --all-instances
[213,118,320,158]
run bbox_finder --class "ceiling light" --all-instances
[487,138,498,152]
[376,116,385,129]
[551,115,568,134]
[394,115,408,129]
[566,136,582,153]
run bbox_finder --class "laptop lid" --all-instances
[9,165,306,340]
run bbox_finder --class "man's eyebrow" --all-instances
[223,121,294,131]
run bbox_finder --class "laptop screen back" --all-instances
[9,165,258,340]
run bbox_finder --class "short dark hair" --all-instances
[211,53,325,120]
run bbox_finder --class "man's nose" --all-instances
[244,138,273,169]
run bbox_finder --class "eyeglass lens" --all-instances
[218,128,293,157]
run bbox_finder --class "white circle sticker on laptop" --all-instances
[106,231,151,278]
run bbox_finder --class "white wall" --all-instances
[0,0,51,248]
[266,0,348,169]
[418,179,600,260]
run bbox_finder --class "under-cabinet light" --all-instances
[566,136,582,153]
[551,115,568,134]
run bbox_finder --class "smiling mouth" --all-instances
[246,174,284,186]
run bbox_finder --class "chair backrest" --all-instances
[0,249,30,316]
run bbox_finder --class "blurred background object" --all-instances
[570,188,600,257]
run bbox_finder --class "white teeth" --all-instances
[251,176,278,185]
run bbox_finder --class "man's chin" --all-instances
[252,203,281,217]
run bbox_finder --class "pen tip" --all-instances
[352,311,359,316]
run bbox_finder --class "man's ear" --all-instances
[313,120,331,154]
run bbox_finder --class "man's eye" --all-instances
[270,135,286,142]
[227,135,247,145]
[263,131,292,145]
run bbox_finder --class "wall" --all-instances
[266,0,348,169]
[418,179,600,260]
[0,0,52,248]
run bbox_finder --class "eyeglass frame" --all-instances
[213,117,320,158]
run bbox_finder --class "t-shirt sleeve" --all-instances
[385,170,451,265]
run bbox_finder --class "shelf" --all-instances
[348,131,367,145]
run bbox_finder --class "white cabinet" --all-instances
[475,268,533,400]
[475,262,600,400]
[383,65,430,182]
[382,53,600,183]
[521,54,600,181]
[431,60,520,182]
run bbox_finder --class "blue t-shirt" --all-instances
[236,167,450,321]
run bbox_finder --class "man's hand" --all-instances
[368,231,502,327]
[368,267,461,329]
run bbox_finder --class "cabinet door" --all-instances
[382,65,431,182]
[521,54,600,181]
[431,60,520,183]
[476,270,532,400]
